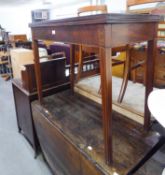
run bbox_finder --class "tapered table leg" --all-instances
[99,47,113,164]
[77,45,83,82]
[144,39,157,129]
[33,39,43,104]
[70,44,76,93]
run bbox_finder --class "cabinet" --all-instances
[12,58,69,156]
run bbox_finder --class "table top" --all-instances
[29,13,160,28]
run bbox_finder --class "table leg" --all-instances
[144,39,156,129]
[70,44,76,93]
[77,45,83,82]
[99,47,113,164]
[33,40,43,103]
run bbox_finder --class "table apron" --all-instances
[32,22,157,48]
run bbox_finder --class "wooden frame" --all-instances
[127,0,165,13]
[127,0,165,7]
[77,5,107,16]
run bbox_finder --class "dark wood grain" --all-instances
[144,39,157,129]
[99,47,113,164]
[32,90,162,175]
[29,13,160,28]
[21,57,67,93]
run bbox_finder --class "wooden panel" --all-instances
[12,84,35,147]
[33,107,81,175]
[111,23,157,47]
[32,90,162,175]
[32,25,105,47]
[80,156,105,175]
[21,57,67,92]
[30,14,160,28]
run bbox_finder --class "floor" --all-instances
[0,77,165,175]
[0,77,52,175]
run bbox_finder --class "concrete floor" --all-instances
[0,77,52,175]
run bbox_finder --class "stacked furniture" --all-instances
[12,53,69,156]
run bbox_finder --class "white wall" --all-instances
[0,2,50,39]
[0,7,32,39]
[0,0,127,39]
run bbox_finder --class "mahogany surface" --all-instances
[30,13,160,164]
[32,90,162,175]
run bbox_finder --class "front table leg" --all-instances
[99,47,113,164]
[70,44,76,93]
[144,39,157,129]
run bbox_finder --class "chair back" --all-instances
[127,0,165,13]
[77,5,107,16]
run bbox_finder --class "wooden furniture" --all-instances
[32,91,162,175]
[12,58,69,156]
[77,5,127,103]
[130,47,165,87]
[30,13,160,164]
[127,0,165,87]
[128,89,165,174]
[77,5,107,82]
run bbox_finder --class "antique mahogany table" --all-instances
[29,13,160,164]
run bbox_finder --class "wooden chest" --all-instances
[32,90,162,175]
